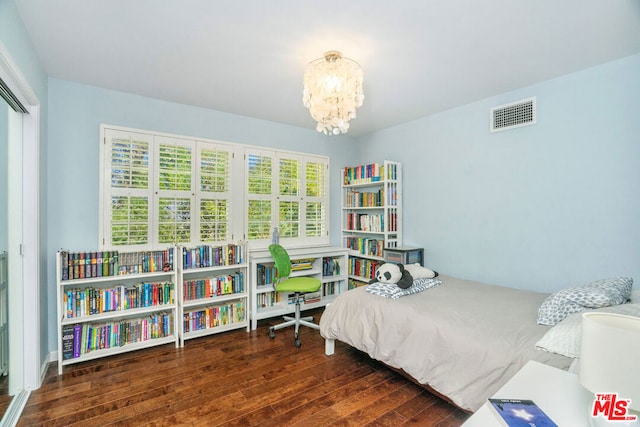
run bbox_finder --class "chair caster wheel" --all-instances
[269,327,275,339]
[295,339,301,348]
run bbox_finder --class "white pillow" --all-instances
[535,303,640,358]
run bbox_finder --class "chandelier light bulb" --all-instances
[303,51,364,135]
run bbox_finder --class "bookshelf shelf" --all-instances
[249,246,348,330]
[342,161,403,287]
[179,243,249,346]
[60,336,177,368]
[56,248,179,375]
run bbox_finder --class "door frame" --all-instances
[0,39,41,423]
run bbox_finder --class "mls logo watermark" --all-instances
[591,393,638,422]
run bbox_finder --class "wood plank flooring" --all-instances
[18,309,470,426]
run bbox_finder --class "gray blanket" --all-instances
[319,275,572,412]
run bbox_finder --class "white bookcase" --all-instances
[179,244,249,346]
[56,248,179,375]
[249,246,348,330]
[341,160,402,287]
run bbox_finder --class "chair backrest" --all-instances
[268,244,291,281]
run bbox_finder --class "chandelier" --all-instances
[303,51,364,135]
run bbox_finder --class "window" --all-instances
[100,125,329,250]
[101,127,237,250]
[245,149,329,248]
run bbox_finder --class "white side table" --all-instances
[463,360,593,427]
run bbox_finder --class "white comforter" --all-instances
[319,275,572,412]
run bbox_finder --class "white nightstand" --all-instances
[463,360,594,427]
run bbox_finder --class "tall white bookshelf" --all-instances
[341,160,402,288]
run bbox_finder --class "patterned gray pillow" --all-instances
[536,277,633,325]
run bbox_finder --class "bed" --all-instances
[319,274,574,412]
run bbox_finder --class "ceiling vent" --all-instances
[490,97,536,132]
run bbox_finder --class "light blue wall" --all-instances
[46,78,355,351]
[1,0,49,376]
[356,54,640,293]
[0,101,6,252]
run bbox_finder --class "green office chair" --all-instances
[268,244,321,347]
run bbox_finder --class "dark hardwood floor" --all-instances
[18,309,470,426]
[0,373,11,417]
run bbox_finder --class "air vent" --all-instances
[490,97,536,132]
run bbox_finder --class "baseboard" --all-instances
[42,351,56,382]
[0,389,30,427]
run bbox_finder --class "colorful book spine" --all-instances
[181,243,245,269]
[72,324,82,358]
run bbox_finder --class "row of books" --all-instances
[322,257,341,277]
[342,162,399,186]
[348,257,383,281]
[343,163,385,185]
[182,272,245,301]
[182,244,245,269]
[183,301,245,333]
[346,213,385,232]
[345,213,398,233]
[64,282,175,319]
[344,188,384,208]
[291,258,314,271]
[345,237,385,257]
[303,292,321,304]
[258,256,341,286]
[256,264,277,287]
[386,185,398,206]
[256,291,281,308]
[60,248,175,281]
[61,312,174,360]
[323,281,341,296]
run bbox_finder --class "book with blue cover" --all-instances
[488,398,558,427]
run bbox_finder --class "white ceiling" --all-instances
[13,0,640,137]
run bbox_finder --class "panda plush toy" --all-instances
[369,262,439,289]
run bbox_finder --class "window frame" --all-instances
[99,125,329,251]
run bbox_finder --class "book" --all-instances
[61,324,75,360]
[488,398,557,427]
[72,324,82,358]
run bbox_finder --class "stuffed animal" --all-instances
[403,263,438,280]
[369,262,413,289]
[369,262,439,289]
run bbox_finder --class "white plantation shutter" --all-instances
[103,129,153,247]
[278,156,301,239]
[154,136,195,245]
[245,149,329,248]
[305,160,327,238]
[101,125,328,250]
[198,143,233,242]
[246,151,275,243]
